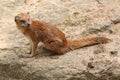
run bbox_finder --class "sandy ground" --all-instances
[1,0,120,80]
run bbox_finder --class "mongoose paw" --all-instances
[28,51,31,54]
[29,54,35,57]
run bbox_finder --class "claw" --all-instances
[28,51,31,54]
[30,54,34,57]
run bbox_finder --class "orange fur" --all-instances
[15,13,110,57]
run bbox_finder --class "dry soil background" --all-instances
[1,0,120,80]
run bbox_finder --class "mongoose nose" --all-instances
[27,23,30,27]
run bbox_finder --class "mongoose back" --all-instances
[15,13,110,57]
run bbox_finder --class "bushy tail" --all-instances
[67,37,110,50]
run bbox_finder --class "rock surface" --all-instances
[1,0,120,80]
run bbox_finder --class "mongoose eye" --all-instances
[20,20,25,23]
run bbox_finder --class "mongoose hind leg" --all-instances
[44,39,67,54]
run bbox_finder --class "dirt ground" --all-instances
[1,0,120,80]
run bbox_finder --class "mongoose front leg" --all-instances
[27,40,32,54]
[28,42,32,54]
[30,42,38,57]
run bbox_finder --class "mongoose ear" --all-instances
[15,16,19,22]
[27,12,30,18]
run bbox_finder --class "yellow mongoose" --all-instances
[15,13,110,57]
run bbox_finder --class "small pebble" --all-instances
[87,62,94,68]
[110,51,118,55]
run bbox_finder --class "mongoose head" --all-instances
[15,13,31,27]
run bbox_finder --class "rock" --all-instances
[1,0,120,80]
[111,17,120,24]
